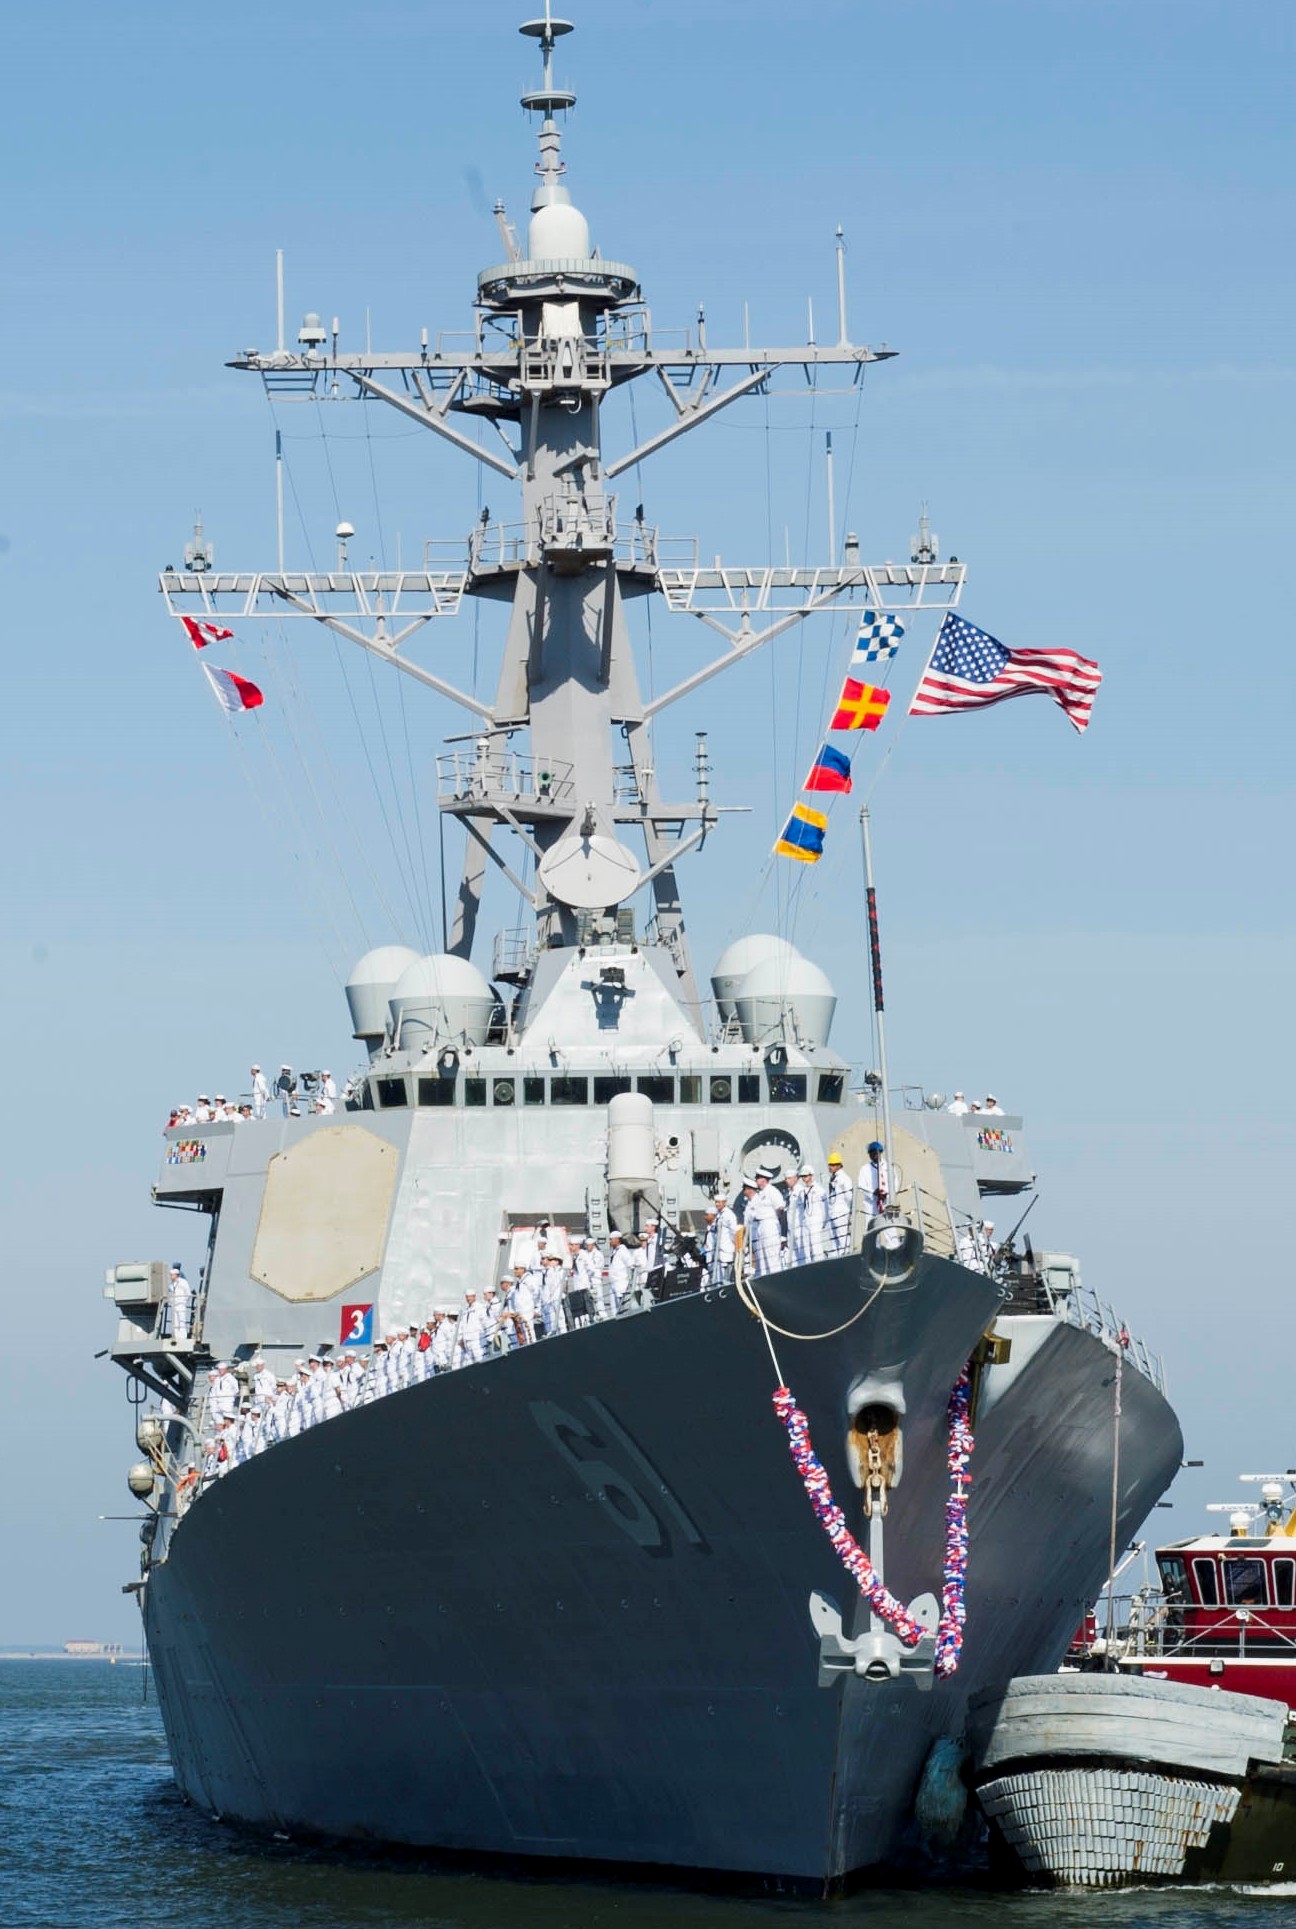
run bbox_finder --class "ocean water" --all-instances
[1,1661,1292,1929]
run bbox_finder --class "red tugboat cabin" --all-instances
[1123,1488,1296,1708]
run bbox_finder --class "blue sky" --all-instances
[1,0,1292,1640]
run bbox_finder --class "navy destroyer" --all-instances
[105,11,1184,1891]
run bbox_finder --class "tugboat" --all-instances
[971,1476,1296,1888]
[103,8,1185,1893]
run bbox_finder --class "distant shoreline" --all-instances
[0,1652,146,1663]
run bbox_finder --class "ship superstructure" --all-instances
[104,13,1185,1891]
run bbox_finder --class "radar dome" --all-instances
[528,197,592,260]
[345,945,422,1047]
[389,953,497,1049]
[734,955,837,1049]
[710,934,801,1021]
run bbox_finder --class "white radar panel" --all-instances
[538,834,642,910]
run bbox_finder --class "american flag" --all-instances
[909,612,1102,734]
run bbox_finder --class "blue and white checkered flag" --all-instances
[853,611,905,664]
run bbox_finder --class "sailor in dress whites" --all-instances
[538,1254,568,1338]
[573,1238,602,1321]
[207,1361,239,1425]
[457,1292,490,1365]
[857,1141,890,1224]
[744,1167,786,1279]
[982,1094,1005,1115]
[168,1263,193,1344]
[945,1091,969,1115]
[607,1230,634,1313]
[708,1194,738,1285]
[431,1312,456,1372]
[251,1356,276,1404]
[250,1064,269,1118]
[789,1163,827,1266]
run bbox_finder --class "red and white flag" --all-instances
[180,615,234,650]
[202,663,264,714]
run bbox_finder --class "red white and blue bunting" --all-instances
[772,1364,974,1674]
[934,1367,973,1679]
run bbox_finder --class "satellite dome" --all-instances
[528,196,591,260]
[710,934,801,1021]
[389,953,497,1049]
[345,945,422,1045]
[734,955,837,1049]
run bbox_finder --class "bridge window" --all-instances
[679,1075,702,1104]
[1192,1558,1220,1606]
[550,1076,589,1106]
[376,1077,408,1109]
[1221,1558,1268,1607]
[464,1078,487,1107]
[1158,1555,1188,1602]
[524,1077,546,1106]
[709,1075,732,1104]
[637,1075,674,1103]
[817,1071,845,1103]
[738,1074,761,1104]
[493,1077,516,1107]
[416,1076,456,1108]
[768,1072,807,1103]
[1274,1559,1295,1609]
[594,1075,631,1104]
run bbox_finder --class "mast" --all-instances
[160,12,968,1009]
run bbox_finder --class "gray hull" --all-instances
[144,1258,1182,1889]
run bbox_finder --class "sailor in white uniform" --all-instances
[250,1064,269,1118]
[251,1356,276,1404]
[322,1070,337,1101]
[507,1265,537,1344]
[168,1264,193,1344]
[789,1163,827,1266]
[708,1194,738,1286]
[431,1314,456,1372]
[607,1231,634,1313]
[573,1238,602,1318]
[982,1094,1005,1116]
[946,1091,969,1115]
[744,1166,786,1279]
[538,1255,568,1337]
[320,1362,344,1422]
[857,1142,890,1224]
[208,1362,239,1425]
[457,1292,490,1365]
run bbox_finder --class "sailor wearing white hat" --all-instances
[708,1193,738,1285]
[744,1165,786,1279]
[457,1291,491,1365]
[607,1228,634,1313]
[788,1162,827,1267]
[250,1064,269,1118]
[207,1360,239,1425]
[946,1091,969,1116]
[251,1355,276,1404]
[573,1236,603,1317]
[431,1312,456,1373]
[167,1263,193,1345]
[982,1094,1005,1116]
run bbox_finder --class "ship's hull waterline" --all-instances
[143,1255,1183,1889]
